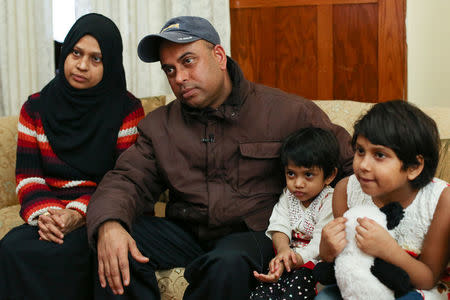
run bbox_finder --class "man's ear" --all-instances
[407,155,424,181]
[324,167,338,186]
[212,44,227,70]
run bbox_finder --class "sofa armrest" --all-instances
[0,116,19,209]
[437,139,450,182]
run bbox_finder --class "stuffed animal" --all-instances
[313,202,413,300]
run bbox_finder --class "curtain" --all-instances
[0,0,54,116]
[75,0,231,100]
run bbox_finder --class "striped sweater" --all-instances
[16,92,145,225]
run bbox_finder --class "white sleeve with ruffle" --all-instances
[266,188,292,241]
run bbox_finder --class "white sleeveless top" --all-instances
[347,175,449,299]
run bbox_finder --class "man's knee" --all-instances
[189,249,252,276]
[210,249,249,266]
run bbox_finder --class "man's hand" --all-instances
[38,208,85,243]
[97,220,149,295]
[319,217,347,262]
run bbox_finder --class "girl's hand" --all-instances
[320,217,347,262]
[273,247,300,272]
[253,258,286,283]
[355,217,398,259]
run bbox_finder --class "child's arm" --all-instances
[253,232,292,282]
[357,187,450,289]
[272,232,303,272]
[254,190,296,282]
[319,177,349,262]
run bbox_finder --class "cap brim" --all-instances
[138,32,201,63]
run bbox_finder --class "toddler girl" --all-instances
[250,127,340,299]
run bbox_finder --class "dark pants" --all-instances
[94,216,274,300]
[0,224,93,300]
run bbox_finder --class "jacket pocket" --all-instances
[238,141,284,196]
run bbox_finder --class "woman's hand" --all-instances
[38,211,64,243]
[38,208,85,243]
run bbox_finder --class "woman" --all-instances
[0,13,144,299]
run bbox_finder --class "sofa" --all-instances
[0,97,449,300]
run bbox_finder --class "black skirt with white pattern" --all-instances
[250,267,316,300]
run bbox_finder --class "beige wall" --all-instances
[407,0,450,107]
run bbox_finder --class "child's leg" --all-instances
[315,284,342,300]
[315,285,423,300]
[395,291,423,300]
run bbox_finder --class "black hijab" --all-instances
[40,13,129,182]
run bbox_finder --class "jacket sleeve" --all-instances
[15,100,65,225]
[86,115,166,247]
[266,189,292,241]
[294,190,333,263]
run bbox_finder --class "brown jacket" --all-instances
[87,58,353,243]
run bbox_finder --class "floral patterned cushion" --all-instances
[437,139,450,182]
[156,268,188,300]
[0,116,19,210]
[0,204,21,238]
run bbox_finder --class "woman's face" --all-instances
[64,34,103,89]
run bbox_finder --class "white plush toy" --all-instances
[335,205,395,300]
[314,202,412,300]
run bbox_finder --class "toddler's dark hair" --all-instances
[280,127,340,179]
[352,100,440,189]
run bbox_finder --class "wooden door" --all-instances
[230,0,406,103]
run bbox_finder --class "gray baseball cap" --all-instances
[138,16,221,63]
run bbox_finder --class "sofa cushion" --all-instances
[156,268,188,300]
[141,96,166,115]
[313,100,373,134]
[0,116,19,209]
[0,204,22,239]
[437,139,450,182]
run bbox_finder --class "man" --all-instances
[87,16,354,299]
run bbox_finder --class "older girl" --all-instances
[318,101,449,300]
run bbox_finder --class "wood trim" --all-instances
[230,0,377,9]
[317,5,334,99]
[378,0,407,101]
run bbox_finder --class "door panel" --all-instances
[230,0,406,102]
